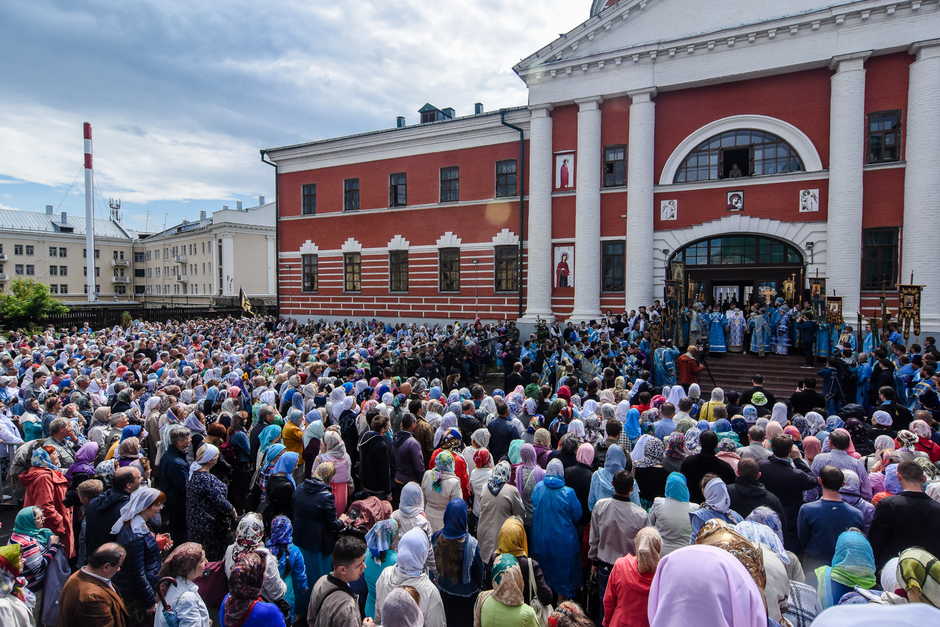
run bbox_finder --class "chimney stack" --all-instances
[474,103,483,115]
[236,201,243,211]
[259,195,265,205]
[46,205,53,215]
[61,211,67,224]
[222,205,229,210]
[396,116,406,128]
[200,210,207,221]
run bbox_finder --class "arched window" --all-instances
[673,235,803,266]
[674,130,804,183]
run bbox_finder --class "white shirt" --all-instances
[154,577,210,627]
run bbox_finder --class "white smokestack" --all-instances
[84,122,96,301]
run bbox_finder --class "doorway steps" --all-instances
[695,351,816,403]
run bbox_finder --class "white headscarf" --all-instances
[189,444,219,477]
[110,487,160,535]
[665,385,685,408]
[615,400,631,423]
[704,477,732,514]
[770,402,788,426]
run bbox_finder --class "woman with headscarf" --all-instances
[390,482,436,575]
[116,436,142,468]
[648,473,698,556]
[363,519,398,620]
[532,428,552,469]
[153,542,210,627]
[463,428,491,473]
[634,439,669,504]
[379,587,423,627]
[837,469,875,534]
[432,499,484,627]
[515,444,546,534]
[111,488,165,627]
[186,444,236,561]
[532,459,582,599]
[563,443,595,534]
[910,420,940,462]
[421,450,463,533]
[699,388,726,423]
[264,515,307,623]
[291,461,347,613]
[225,412,252,514]
[815,530,876,609]
[690,476,744,542]
[223,513,287,609]
[374,528,447,627]
[430,428,472,501]
[314,431,353,515]
[7,506,60,593]
[301,416,325,480]
[482,517,552,605]
[897,547,940,608]
[21,446,73,559]
[602,526,662,627]
[476,459,524,562]
[661,432,686,474]
[219,550,284,627]
[473,553,540,627]
[742,506,804,582]
[589,444,627,510]
[281,407,306,474]
[264,451,299,527]
[468,448,493,522]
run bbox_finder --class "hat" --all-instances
[750,392,768,407]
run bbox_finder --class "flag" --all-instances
[240,288,254,316]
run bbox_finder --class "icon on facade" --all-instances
[660,199,678,221]
[555,152,575,190]
[727,190,744,212]
[554,245,574,287]
[799,189,819,212]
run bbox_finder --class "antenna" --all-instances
[109,198,122,223]
[144,208,150,233]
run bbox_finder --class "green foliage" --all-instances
[0,278,69,331]
[120,310,132,328]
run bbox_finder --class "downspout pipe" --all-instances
[260,150,279,317]
[499,110,525,318]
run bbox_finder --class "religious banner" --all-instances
[826,296,844,325]
[664,279,680,308]
[897,284,923,339]
[808,277,826,319]
[782,273,798,305]
[670,261,685,306]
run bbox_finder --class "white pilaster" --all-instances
[625,88,657,309]
[221,233,235,296]
[570,97,603,322]
[266,235,276,295]
[521,105,555,324]
[903,40,940,333]
[827,52,870,319]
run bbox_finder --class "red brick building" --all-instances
[265,0,940,335]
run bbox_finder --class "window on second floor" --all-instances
[440,167,459,202]
[302,184,317,215]
[49,266,58,276]
[344,179,360,211]
[389,173,407,207]
[494,246,517,293]
[302,254,318,292]
[604,145,627,187]
[674,130,804,182]
[25,246,34,256]
[14,245,22,255]
[496,160,517,197]
[602,241,625,292]
[867,111,902,164]
[439,248,460,292]
[344,252,361,292]
[59,247,67,257]
[862,228,898,290]
[389,250,408,292]
[49,247,57,257]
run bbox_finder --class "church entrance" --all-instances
[670,234,805,309]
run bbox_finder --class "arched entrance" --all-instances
[668,234,805,308]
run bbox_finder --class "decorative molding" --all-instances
[387,235,410,250]
[491,229,519,246]
[340,237,362,253]
[436,231,462,248]
[659,114,824,185]
[299,240,319,255]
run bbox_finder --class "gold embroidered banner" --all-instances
[826,296,843,325]
[897,284,923,339]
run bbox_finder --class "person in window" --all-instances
[728,163,743,178]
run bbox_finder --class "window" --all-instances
[25,265,34,275]
[49,247,57,257]
[494,246,518,292]
[389,251,408,292]
[135,252,145,263]
[83,249,99,258]
[674,130,804,182]
[154,249,159,260]
[83,285,102,294]
[14,245,22,255]
[25,246,33,256]
[59,284,67,294]
[602,241,625,292]
[155,267,160,277]
[439,248,460,292]
[60,266,67,276]
[496,160,517,197]
[863,229,898,289]
[15,264,23,275]
[302,254,318,292]
[867,111,902,163]
[49,266,58,276]
[135,285,145,295]
[148,269,152,278]
[134,269,145,278]
[59,247,67,257]
[344,179,360,211]
[675,236,803,266]
[116,285,126,295]
[440,167,459,202]
[82,266,100,277]
[389,173,407,207]
[302,184,317,215]
[49,285,58,294]
[604,145,627,187]
[344,253,361,291]
[201,242,205,254]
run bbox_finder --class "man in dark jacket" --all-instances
[727,458,786,527]
[159,425,191,543]
[680,430,736,503]
[796,313,818,367]
[789,377,827,415]
[292,472,347,566]
[740,375,777,408]
[458,400,483,446]
[758,434,818,551]
[868,460,940,570]
[487,400,520,462]
[83,466,142,562]
[391,413,425,509]
[358,414,392,500]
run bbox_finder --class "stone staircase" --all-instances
[695,351,814,402]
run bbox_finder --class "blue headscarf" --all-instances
[291,392,304,412]
[265,515,293,558]
[429,387,442,400]
[624,408,641,440]
[272,452,299,487]
[206,387,219,404]
[589,444,626,509]
[120,425,142,443]
[712,419,732,433]
[665,472,690,502]
[259,425,282,454]
[265,443,286,467]
[441,498,468,541]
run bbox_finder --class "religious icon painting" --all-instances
[660,199,678,221]
[727,190,744,212]
[799,189,819,212]
[826,296,844,325]
[554,245,574,288]
[554,152,575,191]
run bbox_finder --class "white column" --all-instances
[827,52,870,319]
[221,233,234,296]
[625,88,657,309]
[266,235,276,295]
[570,97,603,322]
[520,105,555,324]
[903,40,940,333]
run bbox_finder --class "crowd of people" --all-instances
[0,311,938,627]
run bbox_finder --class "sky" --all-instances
[0,0,592,233]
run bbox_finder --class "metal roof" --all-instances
[0,208,133,240]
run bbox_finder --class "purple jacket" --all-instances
[392,430,425,484]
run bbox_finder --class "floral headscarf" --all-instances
[488,460,512,496]
[265,515,294,559]
[488,553,524,606]
[675,418,695,434]
[636,439,665,468]
[431,451,455,492]
[793,415,811,438]
[664,432,687,459]
[897,430,919,450]
[826,415,844,432]
[31,448,59,472]
[232,513,265,561]
[910,420,932,440]
[0,544,36,610]
[224,550,265,627]
[365,519,399,565]
[473,449,492,469]
[440,428,463,452]
[685,427,702,454]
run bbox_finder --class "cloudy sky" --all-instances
[0,1,591,232]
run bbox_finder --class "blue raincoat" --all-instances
[531,474,582,597]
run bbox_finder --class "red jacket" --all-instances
[676,353,702,386]
[603,554,655,627]
[21,466,74,558]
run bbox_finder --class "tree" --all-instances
[0,278,69,331]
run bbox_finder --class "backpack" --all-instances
[219,440,237,464]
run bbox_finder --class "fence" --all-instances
[39,306,246,330]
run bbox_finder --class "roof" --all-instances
[0,208,133,240]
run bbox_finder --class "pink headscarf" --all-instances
[802,436,822,461]
[576,443,595,466]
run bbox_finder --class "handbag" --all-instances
[156,577,180,627]
[192,560,229,608]
[526,558,553,627]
